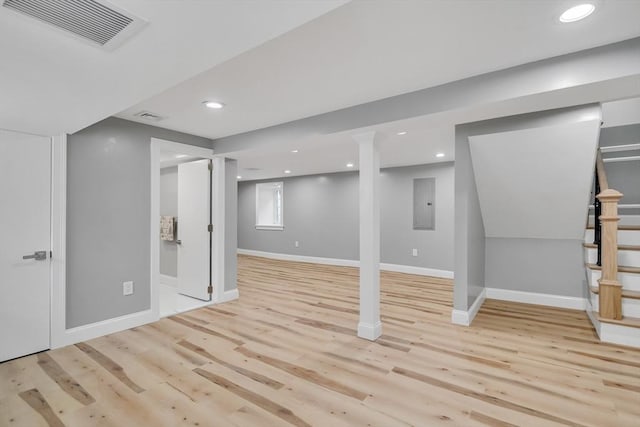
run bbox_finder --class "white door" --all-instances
[0,130,51,362]
[177,159,211,301]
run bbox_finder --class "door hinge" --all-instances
[208,161,212,171]
[207,285,213,294]
[208,224,213,232]
[50,251,53,259]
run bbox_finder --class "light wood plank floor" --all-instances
[2,255,640,426]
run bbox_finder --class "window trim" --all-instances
[255,181,284,231]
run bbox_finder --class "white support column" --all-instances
[354,131,382,341]
[212,157,239,303]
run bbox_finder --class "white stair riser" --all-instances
[588,270,640,291]
[585,248,640,265]
[591,294,640,318]
[585,229,640,245]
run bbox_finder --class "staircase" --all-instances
[584,148,640,346]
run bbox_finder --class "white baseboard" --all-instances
[159,274,178,287]
[52,309,156,349]
[238,249,358,268]
[451,289,486,326]
[357,321,382,341]
[485,288,587,310]
[379,263,454,279]
[217,288,239,303]
[238,249,454,279]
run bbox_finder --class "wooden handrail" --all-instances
[596,150,609,191]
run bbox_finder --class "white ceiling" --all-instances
[0,0,347,136]
[118,0,640,139]
[469,119,600,239]
[234,122,454,181]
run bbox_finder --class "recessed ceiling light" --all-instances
[237,175,242,180]
[559,4,595,23]
[291,149,299,153]
[203,101,225,109]
[397,131,408,136]
[346,162,354,168]
[175,154,188,159]
[436,153,445,158]
[284,170,291,174]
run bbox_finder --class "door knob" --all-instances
[23,251,47,261]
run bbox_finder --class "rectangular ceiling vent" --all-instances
[2,0,147,50]
[134,111,165,122]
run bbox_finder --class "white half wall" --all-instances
[469,119,600,240]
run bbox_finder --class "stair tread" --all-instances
[583,243,640,251]
[587,263,640,274]
[598,315,640,329]
[590,286,640,299]
[586,224,640,231]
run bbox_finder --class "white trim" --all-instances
[485,287,587,310]
[255,181,284,231]
[151,138,215,320]
[218,288,240,303]
[159,274,178,287]
[603,155,640,163]
[380,263,454,279]
[600,143,640,153]
[237,248,454,279]
[56,310,156,348]
[451,289,486,326]
[357,321,382,341]
[587,300,640,348]
[50,134,67,349]
[589,204,640,209]
[211,157,226,303]
[255,225,285,231]
[238,248,359,267]
[599,322,640,348]
[585,299,601,337]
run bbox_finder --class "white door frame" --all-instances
[50,134,68,348]
[150,138,218,318]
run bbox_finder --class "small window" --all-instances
[413,177,435,230]
[255,182,284,230]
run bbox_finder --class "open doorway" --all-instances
[151,138,215,318]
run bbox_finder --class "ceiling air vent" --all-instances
[134,111,165,122]
[2,0,147,50]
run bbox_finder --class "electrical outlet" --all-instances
[123,281,134,296]
[412,248,418,257]
[295,241,299,248]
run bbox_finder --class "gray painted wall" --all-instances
[486,238,588,298]
[454,104,599,311]
[381,163,454,270]
[67,117,211,328]
[238,163,454,271]
[160,166,178,277]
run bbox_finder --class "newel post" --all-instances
[597,188,623,320]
